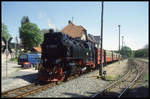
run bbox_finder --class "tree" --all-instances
[2,23,10,41]
[120,46,133,58]
[21,16,30,26]
[134,44,149,58]
[19,17,43,51]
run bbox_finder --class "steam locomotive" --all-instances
[38,29,121,82]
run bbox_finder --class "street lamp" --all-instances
[118,25,121,64]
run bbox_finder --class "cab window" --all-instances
[19,54,27,59]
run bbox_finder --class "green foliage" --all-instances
[2,23,10,41]
[145,73,148,81]
[21,16,30,26]
[134,44,149,58]
[104,75,113,80]
[116,75,121,79]
[134,48,148,58]
[19,16,43,51]
[9,42,15,49]
[120,46,133,58]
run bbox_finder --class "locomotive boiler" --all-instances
[38,29,95,82]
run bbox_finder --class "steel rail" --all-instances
[118,68,144,98]
[15,82,56,98]
[2,84,35,97]
[2,71,81,98]
[90,59,142,98]
[2,81,58,98]
[90,66,132,98]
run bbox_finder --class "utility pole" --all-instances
[122,36,124,49]
[99,1,104,76]
[122,36,124,60]
[118,25,121,64]
[6,41,9,78]
[16,37,18,58]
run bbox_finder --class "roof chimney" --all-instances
[68,20,71,24]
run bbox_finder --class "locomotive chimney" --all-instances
[49,29,54,33]
[68,20,72,24]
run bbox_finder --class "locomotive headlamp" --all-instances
[86,52,89,56]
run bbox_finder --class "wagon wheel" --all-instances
[77,67,82,76]
[62,64,71,82]
[66,47,71,57]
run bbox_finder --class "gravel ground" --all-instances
[1,53,39,92]
[27,70,110,98]
[126,58,149,97]
[103,59,128,79]
[1,68,38,92]
[27,60,129,98]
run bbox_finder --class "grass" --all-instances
[116,75,121,79]
[144,73,149,88]
[104,75,113,80]
[145,73,149,81]
[104,74,121,81]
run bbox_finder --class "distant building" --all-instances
[94,36,101,48]
[87,34,101,48]
[61,20,88,41]
[87,34,95,43]
[31,45,42,53]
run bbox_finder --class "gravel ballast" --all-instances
[28,70,110,98]
[28,60,129,98]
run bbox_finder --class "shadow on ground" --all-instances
[123,86,149,97]
[13,73,38,83]
[12,66,22,68]
[62,92,88,98]
[87,86,149,98]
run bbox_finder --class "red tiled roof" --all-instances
[33,45,41,53]
[61,21,86,38]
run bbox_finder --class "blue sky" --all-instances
[2,1,148,50]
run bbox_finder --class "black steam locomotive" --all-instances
[38,29,96,82]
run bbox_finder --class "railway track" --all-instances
[2,82,56,98]
[2,72,83,98]
[2,59,143,98]
[90,58,145,98]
